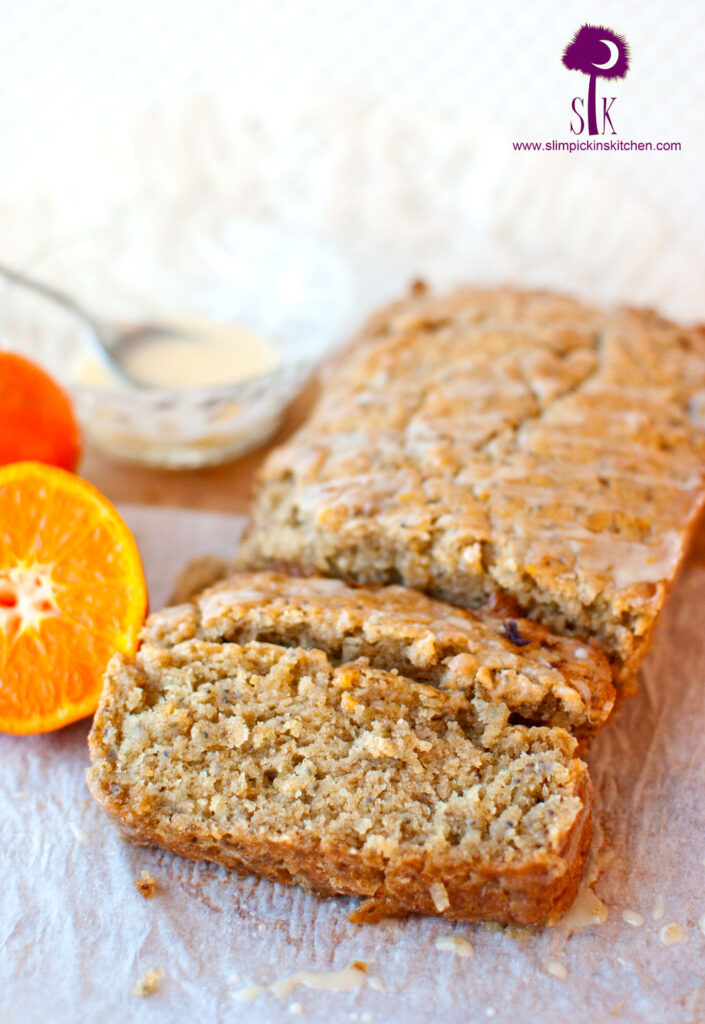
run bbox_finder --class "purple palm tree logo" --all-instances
[562,24,630,136]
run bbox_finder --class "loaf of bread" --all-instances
[240,286,705,691]
[87,573,595,926]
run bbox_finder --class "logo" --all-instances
[562,24,630,137]
[511,25,678,153]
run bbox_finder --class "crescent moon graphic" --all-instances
[592,39,619,70]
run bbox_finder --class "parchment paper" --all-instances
[2,504,704,1024]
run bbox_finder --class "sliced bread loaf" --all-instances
[239,286,705,690]
[88,574,596,925]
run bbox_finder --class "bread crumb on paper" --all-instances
[68,822,88,843]
[133,968,163,996]
[621,909,644,927]
[135,870,158,899]
[659,922,686,946]
[434,935,474,957]
[652,893,665,921]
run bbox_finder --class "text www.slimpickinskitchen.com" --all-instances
[512,139,682,152]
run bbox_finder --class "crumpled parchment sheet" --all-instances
[1,504,704,1024]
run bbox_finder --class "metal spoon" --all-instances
[0,259,187,388]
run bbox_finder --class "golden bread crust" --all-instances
[241,286,705,688]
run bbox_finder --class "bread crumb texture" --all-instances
[88,576,593,926]
[143,571,613,742]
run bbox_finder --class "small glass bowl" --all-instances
[0,209,353,468]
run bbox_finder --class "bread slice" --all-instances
[88,575,595,926]
[154,571,613,742]
[239,285,705,691]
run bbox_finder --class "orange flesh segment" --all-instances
[0,462,147,734]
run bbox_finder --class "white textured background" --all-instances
[0,0,703,321]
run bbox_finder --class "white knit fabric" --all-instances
[0,0,702,321]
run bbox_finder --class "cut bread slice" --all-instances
[88,575,596,926]
[154,571,614,742]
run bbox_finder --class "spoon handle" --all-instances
[0,259,100,329]
[0,258,138,385]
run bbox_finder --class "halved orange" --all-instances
[0,462,147,734]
